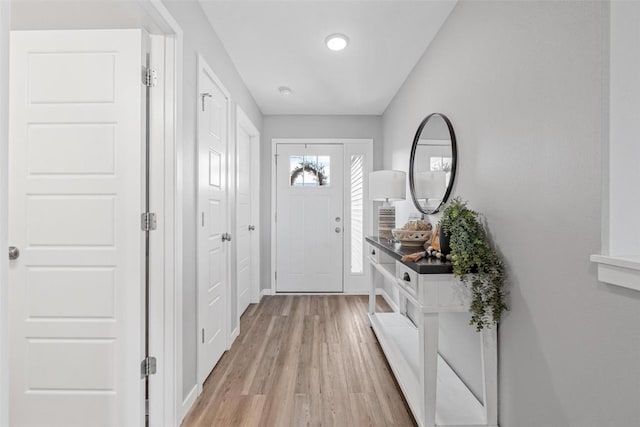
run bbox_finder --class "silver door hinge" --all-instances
[275,271,277,280]
[202,328,205,344]
[141,356,157,378]
[145,399,150,417]
[144,68,157,87]
[274,154,278,165]
[141,212,157,231]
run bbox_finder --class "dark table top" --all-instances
[365,236,454,274]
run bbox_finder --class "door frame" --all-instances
[236,106,261,315]
[270,138,374,295]
[195,53,232,389]
[137,3,184,425]
[0,3,10,426]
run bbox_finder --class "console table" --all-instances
[366,236,498,427]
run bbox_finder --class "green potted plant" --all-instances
[439,197,507,331]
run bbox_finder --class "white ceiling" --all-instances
[11,0,167,32]
[199,0,456,115]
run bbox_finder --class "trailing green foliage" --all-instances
[439,197,507,331]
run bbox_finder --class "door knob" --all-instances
[335,227,341,233]
[248,225,256,231]
[8,246,19,260]
[222,233,232,242]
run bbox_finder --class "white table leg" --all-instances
[481,326,498,425]
[368,262,376,317]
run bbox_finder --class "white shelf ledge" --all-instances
[370,312,485,426]
[590,254,640,291]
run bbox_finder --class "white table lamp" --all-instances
[369,170,406,239]
[415,171,446,210]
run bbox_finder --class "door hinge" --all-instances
[202,328,205,344]
[141,212,157,231]
[144,68,157,87]
[275,271,277,281]
[145,399,150,417]
[141,356,157,378]
[274,154,278,165]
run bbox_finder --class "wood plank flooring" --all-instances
[182,295,417,427]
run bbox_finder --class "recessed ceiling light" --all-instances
[325,33,349,51]
[278,86,292,97]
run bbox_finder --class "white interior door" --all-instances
[276,144,344,292]
[197,56,229,384]
[236,114,258,315]
[8,30,147,426]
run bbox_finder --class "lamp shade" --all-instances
[369,170,406,202]
[414,171,446,200]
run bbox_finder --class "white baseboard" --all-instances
[376,288,399,312]
[269,290,367,296]
[343,289,370,295]
[180,384,198,424]
[259,288,272,300]
[228,326,240,349]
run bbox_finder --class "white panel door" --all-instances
[8,30,147,426]
[197,57,229,384]
[236,123,253,315]
[276,144,344,292]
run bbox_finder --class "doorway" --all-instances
[275,143,344,292]
[236,107,260,315]
[4,3,184,423]
[271,139,374,294]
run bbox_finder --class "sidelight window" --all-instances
[350,155,364,274]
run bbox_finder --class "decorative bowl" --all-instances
[391,229,432,248]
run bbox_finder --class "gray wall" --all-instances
[163,0,263,401]
[260,115,383,290]
[383,1,640,425]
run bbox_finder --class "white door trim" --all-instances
[236,106,261,311]
[141,2,184,425]
[195,53,232,390]
[270,138,374,295]
[0,3,10,426]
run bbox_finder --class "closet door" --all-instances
[197,55,230,384]
[9,30,147,426]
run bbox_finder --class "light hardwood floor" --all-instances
[182,295,417,427]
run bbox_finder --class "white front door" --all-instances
[276,144,344,292]
[236,114,258,315]
[197,56,229,384]
[9,30,147,426]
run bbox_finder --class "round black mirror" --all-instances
[409,113,457,215]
